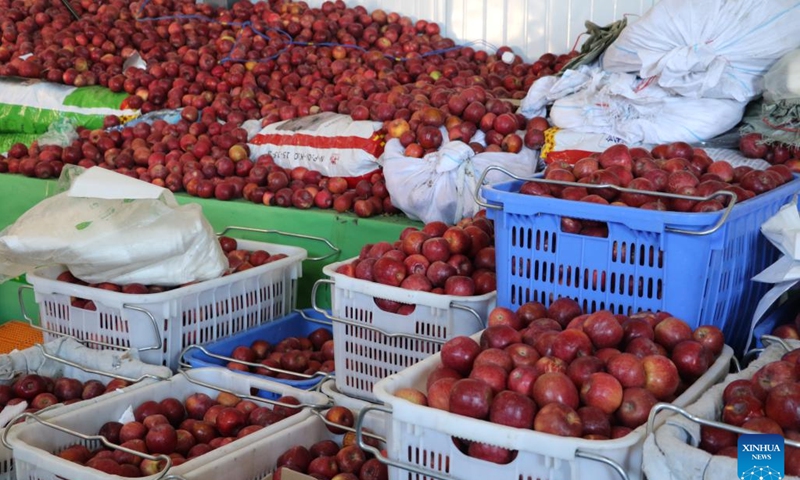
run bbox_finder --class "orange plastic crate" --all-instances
[0,321,43,354]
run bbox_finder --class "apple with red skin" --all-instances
[426,366,463,391]
[473,348,514,373]
[566,356,605,390]
[699,425,738,454]
[671,340,712,380]
[533,402,583,437]
[606,353,646,388]
[480,325,522,350]
[469,364,508,395]
[723,395,765,426]
[449,378,494,419]
[532,372,580,409]
[507,365,539,396]
[505,343,540,368]
[582,310,624,349]
[616,387,658,429]
[467,442,516,465]
[580,372,623,415]
[441,336,482,375]
[53,378,83,402]
[325,406,355,434]
[765,382,800,430]
[641,355,680,400]
[547,298,583,328]
[277,445,314,474]
[578,405,612,437]
[145,423,178,455]
[517,302,549,327]
[550,329,593,364]
[427,377,459,411]
[653,317,693,351]
[394,387,427,406]
[489,390,537,429]
[724,379,762,403]
[12,374,48,400]
[335,445,367,474]
[487,307,522,330]
[752,360,798,399]
[692,325,724,357]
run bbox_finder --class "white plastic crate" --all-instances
[371,334,734,480]
[161,401,388,480]
[313,258,496,402]
[4,367,329,480]
[0,339,171,480]
[23,238,306,370]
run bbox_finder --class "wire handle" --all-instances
[473,165,738,236]
[32,343,169,384]
[354,405,628,480]
[177,344,334,387]
[216,226,340,262]
[310,279,483,345]
[2,412,173,479]
[17,285,163,353]
[178,368,331,411]
[646,402,800,448]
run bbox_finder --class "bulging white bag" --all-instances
[517,64,601,119]
[248,112,384,179]
[383,136,538,225]
[0,166,227,286]
[602,0,800,102]
[549,71,747,145]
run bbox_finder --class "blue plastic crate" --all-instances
[482,174,800,355]
[183,308,333,394]
[752,290,800,349]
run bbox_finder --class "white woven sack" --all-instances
[602,0,800,102]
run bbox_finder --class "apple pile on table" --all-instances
[1,374,131,415]
[519,142,796,236]
[698,349,800,476]
[739,133,800,168]
[222,327,335,380]
[335,216,496,305]
[55,390,303,477]
[271,405,387,480]
[0,119,398,217]
[0,0,572,126]
[50,236,289,311]
[392,300,726,464]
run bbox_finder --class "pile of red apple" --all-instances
[271,405,387,480]
[1,373,131,416]
[698,349,800,476]
[0,0,572,126]
[739,133,800,168]
[50,236,289,311]
[222,327,335,380]
[334,216,496,305]
[391,300,726,464]
[519,142,796,236]
[55,389,303,477]
[0,118,397,218]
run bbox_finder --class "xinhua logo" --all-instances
[738,434,785,480]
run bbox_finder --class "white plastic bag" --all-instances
[602,0,800,102]
[549,71,747,145]
[517,64,601,119]
[383,136,538,225]
[248,113,384,178]
[0,166,227,286]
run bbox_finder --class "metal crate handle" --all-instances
[178,368,331,411]
[33,343,169,384]
[473,165,737,236]
[217,226,340,262]
[177,344,334,387]
[2,412,174,479]
[741,334,794,367]
[310,279,484,345]
[17,284,163,353]
[355,405,629,480]
[646,402,800,448]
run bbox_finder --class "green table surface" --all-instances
[0,174,421,325]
